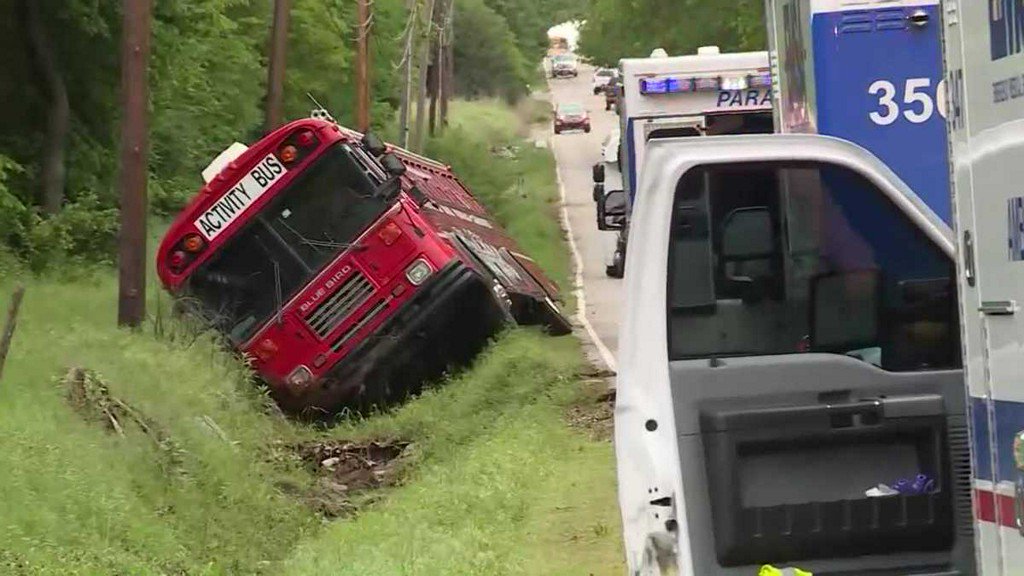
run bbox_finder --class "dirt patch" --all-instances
[295,439,410,518]
[61,367,184,473]
[567,378,615,441]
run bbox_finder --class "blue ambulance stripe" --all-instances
[970,395,1024,482]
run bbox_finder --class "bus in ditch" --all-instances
[156,113,570,414]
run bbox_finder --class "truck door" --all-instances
[616,134,976,575]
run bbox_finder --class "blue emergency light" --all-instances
[748,72,772,88]
[639,76,695,95]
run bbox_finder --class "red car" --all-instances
[554,103,591,134]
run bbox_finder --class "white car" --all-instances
[592,68,617,94]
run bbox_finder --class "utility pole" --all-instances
[117,0,152,328]
[398,0,416,147]
[265,0,291,132]
[428,0,448,136]
[412,0,437,152]
[439,0,454,129]
[356,0,371,132]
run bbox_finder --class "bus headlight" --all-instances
[405,258,432,286]
[286,365,313,392]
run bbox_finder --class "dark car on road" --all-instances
[602,79,621,111]
[554,103,591,134]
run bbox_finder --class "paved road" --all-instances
[545,66,622,370]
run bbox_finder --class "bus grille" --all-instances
[331,299,389,353]
[305,271,375,339]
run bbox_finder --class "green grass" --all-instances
[281,333,623,575]
[0,99,621,574]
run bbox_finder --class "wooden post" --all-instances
[0,286,26,381]
[265,0,291,132]
[117,0,152,328]
[439,0,453,129]
[412,0,437,152]
[356,0,371,132]
[398,0,416,147]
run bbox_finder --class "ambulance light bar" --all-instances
[720,76,748,91]
[639,77,694,94]
[748,72,772,88]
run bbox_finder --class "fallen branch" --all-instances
[0,285,26,381]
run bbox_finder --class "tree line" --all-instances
[0,0,582,271]
[578,0,766,67]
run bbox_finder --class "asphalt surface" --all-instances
[545,65,622,370]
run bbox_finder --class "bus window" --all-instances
[666,162,960,372]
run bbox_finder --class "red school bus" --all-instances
[156,115,571,413]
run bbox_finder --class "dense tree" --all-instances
[0,0,561,268]
[484,0,587,60]
[579,0,766,66]
[452,0,529,102]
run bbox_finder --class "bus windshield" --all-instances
[184,143,387,344]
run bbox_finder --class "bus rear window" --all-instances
[666,162,960,372]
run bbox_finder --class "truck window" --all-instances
[666,162,960,372]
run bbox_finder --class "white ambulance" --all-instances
[599,47,774,277]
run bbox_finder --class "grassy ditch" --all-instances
[0,97,622,574]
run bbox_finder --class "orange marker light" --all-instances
[182,234,205,253]
[279,145,298,164]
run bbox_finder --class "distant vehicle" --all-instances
[157,115,570,415]
[601,78,621,111]
[550,53,579,78]
[553,103,590,134]
[605,46,774,277]
[592,68,617,94]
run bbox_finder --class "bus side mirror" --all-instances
[381,153,406,177]
[593,163,605,183]
[597,189,626,231]
[362,132,387,157]
[593,183,604,202]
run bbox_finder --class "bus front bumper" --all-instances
[285,260,501,413]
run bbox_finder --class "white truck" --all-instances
[612,1,1021,574]
[599,47,774,277]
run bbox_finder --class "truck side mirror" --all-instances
[593,163,605,183]
[597,190,627,231]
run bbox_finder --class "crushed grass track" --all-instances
[0,97,623,574]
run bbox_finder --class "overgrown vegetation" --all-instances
[0,97,622,574]
[579,0,766,65]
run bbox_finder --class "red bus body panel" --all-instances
[156,119,567,412]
